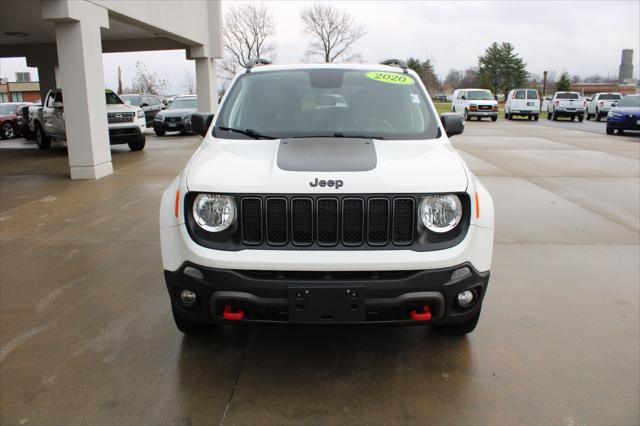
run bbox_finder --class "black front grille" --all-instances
[238,195,424,249]
[107,112,134,123]
[478,105,493,111]
[186,192,470,252]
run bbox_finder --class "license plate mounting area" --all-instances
[288,286,365,323]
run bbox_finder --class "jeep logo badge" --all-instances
[309,178,343,189]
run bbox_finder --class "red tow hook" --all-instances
[223,305,245,320]
[409,305,432,321]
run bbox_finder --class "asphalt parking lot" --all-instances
[1,122,638,425]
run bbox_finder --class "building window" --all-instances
[11,92,24,102]
[15,72,31,82]
[0,93,8,102]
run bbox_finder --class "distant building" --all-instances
[619,49,634,84]
[0,73,41,103]
[570,82,639,97]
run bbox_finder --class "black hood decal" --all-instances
[277,138,377,172]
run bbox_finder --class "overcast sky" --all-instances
[1,0,638,94]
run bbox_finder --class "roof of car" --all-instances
[247,62,416,74]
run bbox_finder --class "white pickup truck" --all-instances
[586,92,622,121]
[28,89,146,151]
[546,91,586,122]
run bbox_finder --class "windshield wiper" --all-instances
[288,133,384,140]
[217,126,276,139]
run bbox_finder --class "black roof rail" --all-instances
[245,58,272,73]
[380,59,408,74]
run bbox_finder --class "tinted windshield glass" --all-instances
[557,93,579,99]
[121,95,140,105]
[466,90,494,100]
[617,95,640,108]
[0,104,18,115]
[215,68,438,140]
[106,91,123,104]
[599,94,621,100]
[169,98,197,109]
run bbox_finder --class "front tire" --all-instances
[578,115,584,122]
[1,121,16,139]
[154,127,165,137]
[491,116,497,122]
[434,312,480,335]
[35,124,51,150]
[606,126,614,135]
[464,109,470,121]
[128,134,146,151]
[595,110,602,122]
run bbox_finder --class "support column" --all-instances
[43,0,112,179]
[195,58,218,113]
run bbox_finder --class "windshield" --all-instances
[215,68,438,140]
[466,90,494,101]
[0,104,18,115]
[556,93,580,100]
[106,91,123,104]
[617,95,640,108]
[169,98,197,109]
[599,93,621,100]
[121,95,140,105]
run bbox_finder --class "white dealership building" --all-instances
[0,0,222,179]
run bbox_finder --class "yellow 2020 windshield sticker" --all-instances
[366,71,415,85]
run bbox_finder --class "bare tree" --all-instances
[220,3,276,80]
[300,3,366,63]
[183,70,195,94]
[130,61,168,95]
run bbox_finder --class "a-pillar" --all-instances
[42,0,113,179]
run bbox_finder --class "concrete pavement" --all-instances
[1,122,638,425]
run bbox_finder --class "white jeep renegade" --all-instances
[159,60,495,335]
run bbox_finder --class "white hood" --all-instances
[186,137,469,194]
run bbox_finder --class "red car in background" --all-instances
[0,102,31,139]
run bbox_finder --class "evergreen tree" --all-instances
[557,71,572,91]
[478,42,528,97]
[406,57,440,93]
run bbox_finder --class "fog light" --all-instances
[457,290,475,307]
[180,289,197,307]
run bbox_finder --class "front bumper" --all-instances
[108,126,143,144]
[468,110,498,117]
[155,119,192,132]
[166,262,489,325]
[607,116,640,131]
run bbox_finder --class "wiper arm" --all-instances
[217,126,276,139]
[288,133,384,140]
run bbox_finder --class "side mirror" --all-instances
[440,113,464,137]
[191,112,214,137]
[53,101,63,109]
[461,96,466,100]
[611,102,618,108]
[140,102,149,108]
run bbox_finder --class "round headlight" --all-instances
[192,194,236,232]
[419,194,463,233]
